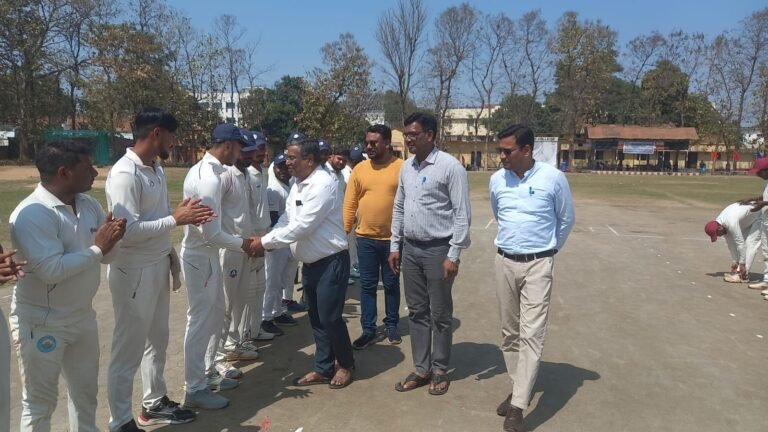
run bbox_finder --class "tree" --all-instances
[378,90,417,126]
[425,3,478,143]
[297,33,373,144]
[490,93,555,133]
[239,75,305,143]
[706,8,768,157]
[754,64,768,138]
[468,12,511,140]
[549,11,620,170]
[620,32,666,125]
[215,14,246,122]
[641,60,690,126]
[376,0,427,127]
[0,0,77,158]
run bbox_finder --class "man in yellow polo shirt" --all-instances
[343,124,404,349]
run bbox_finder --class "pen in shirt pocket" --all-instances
[529,186,534,196]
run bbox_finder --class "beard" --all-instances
[159,149,170,160]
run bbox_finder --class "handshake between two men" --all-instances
[242,236,265,258]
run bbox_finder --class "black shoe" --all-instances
[352,333,377,350]
[496,392,513,416]
[138,396,196,426]
[117,419,145,432]
[503,406,525,432]
[261,320,285,336]
[274,313,298,326]
[283,299,308,312]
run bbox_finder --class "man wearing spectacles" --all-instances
[389,112,471,396]
[491,125,575,432]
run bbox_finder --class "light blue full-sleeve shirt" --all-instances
[490,162,575,254]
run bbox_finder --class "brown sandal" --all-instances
[329,368,354,389]
[428,373,450,396]
[293,371,331,386]
[395,372,432,392]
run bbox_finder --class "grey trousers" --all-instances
[402,239,454,374]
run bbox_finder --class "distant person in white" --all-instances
[704,202,762,283]
[0,241,26,432]
[254,139,355,389]
[180,124,262,410]
[264,152,304,327]
[9,140,126,431]
[254,135,300,338]
[215,129,263,371]
[105,108,212,431]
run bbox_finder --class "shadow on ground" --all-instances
[526,362,600,431]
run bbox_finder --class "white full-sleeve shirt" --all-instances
[261,166,347,263]
[106,148,175,268]
[220,165,251,239]
[247,165,272,234]
[181,152,244,254]
[9,184,115,325]
[716,202,760,263]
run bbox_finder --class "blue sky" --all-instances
[166,0,765,94]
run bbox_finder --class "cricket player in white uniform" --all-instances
[105,108,213,431]
[743,158,768,298]
[265,153,302,319]
[704,202,762,283]
[215,129,263,367]
[9,140,126,431]
[242,131,281,341]
[180,124,261,410]
[0,243,26,432]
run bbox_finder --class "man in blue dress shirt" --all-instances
[490,125,575,432]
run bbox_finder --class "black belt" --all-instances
[405,237,452,247]
[303,250,347,268]
[497,248,557,262]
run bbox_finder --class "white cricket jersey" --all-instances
[267,171,290,216]
[716,202,760,263]
[247,165,272,234]
[181,152,244,253]
[341,165,352,184]
[9,184,113,325]
[220,166,251,238]
[106,148,175,267]
[261,166,348,263]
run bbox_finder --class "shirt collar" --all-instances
[125,148,155,169]
[33,183,86,209]
[412,145,439,167]
[298,165,323,186]
[508,160,539,181]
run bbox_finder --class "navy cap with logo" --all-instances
[287,132,306,145]
[318,139,331,153]
[238,128,260,152]
[350,144,364,162]
[213,123,248,145]
[250,130,268,147]
[274,152,287,165]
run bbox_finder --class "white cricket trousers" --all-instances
[495,254,554,410]
[263,248,298,320]
[241,255,267,336]
[10,313,99,432]
[1,309,9,432]
[348,229,358,270]
[180,247,224,393]
[218,250,251,355]
[107,259,170,431]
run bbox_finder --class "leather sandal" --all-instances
[395,371,432,392]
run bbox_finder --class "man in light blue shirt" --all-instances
[490,125,574,432]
